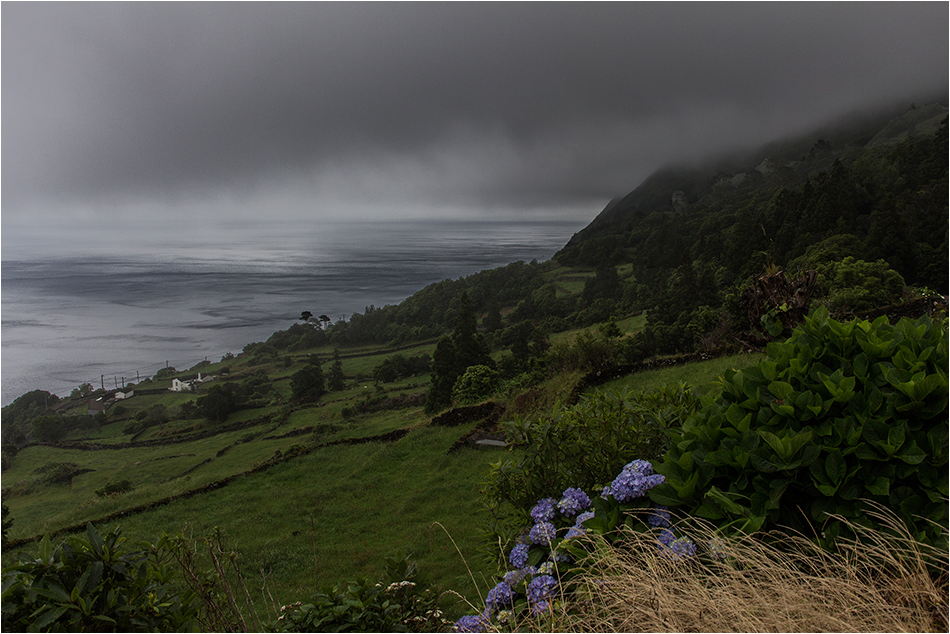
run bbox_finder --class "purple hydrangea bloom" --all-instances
[530,600,550,615]
[486,581,514,611]
[526,574,558,608]
[454,613,488,633]
[530,498,557,523]
[503,569,524,586]
[657,528,697,560]
[529,521,556,546]
[509,542,530,568]
[551,550,571,563]
[647,505,671,528]
[603,459,665,503]
[565,510,595,539]
[658,528,675,546]
[667,537,697,559]
[557,487,591,517]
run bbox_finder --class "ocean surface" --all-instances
[1,217,587,405]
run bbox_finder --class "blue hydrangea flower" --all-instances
[530,498,557,523]
[537,561,554,575]
[454,613,488,632]
[551,550,571,563]
[657,528,697,560]
[603,459,665,502]
[527,574,558,606]
[529,521,556,546]
[667,537,697,559]
[503,569,525,586]
[647,505,671,528]
[509,542,530,568]
[557,487,591,517]
[486,581,514,611]
[658,528,675,546]
[531,600,550,615]
[565,509,594,539]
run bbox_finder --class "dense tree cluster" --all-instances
[425,292,495,413]
[555,118,948,358]
[372,353,432,384]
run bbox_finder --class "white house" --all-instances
[170,373,213,393]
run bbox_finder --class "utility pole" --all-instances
[101,375,104,390]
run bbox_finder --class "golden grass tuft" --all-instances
[549,506,948,633]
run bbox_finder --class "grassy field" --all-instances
[2,324,773,623]
[596,352,765,397]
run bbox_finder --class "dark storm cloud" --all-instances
[2,2,947,216]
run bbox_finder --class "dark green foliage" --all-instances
[265,322,329,352]
[153,367,178,380]
[1,524,199,632]
[580,263,624,306]
[821,257,906,315]
[1,390,59,446]
[651,308,948,550]
[33,462,90,486]
[31,415,66,444]
[483,304,503,332]
[272,553,446,633]
[177,401,198,420]
[425,292,494,414]
[452,365,500,404]
[196,371,275,421]
[328,355,347,392]
[372,353,432,384]
[556,118,947,357]
[122,405,168,435]
[290,360,326,403]
[2,504,11,549]
[69,383,95,399]
[481,384,700,558]
[196,384,244,423]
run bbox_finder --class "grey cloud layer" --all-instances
[3,2,947,214]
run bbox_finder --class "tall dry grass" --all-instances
[548,506,947,633]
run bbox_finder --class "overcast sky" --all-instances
[2,2,947,244]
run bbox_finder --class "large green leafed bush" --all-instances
[652,307,948,549]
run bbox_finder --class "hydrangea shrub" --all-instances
[482,384,699,558]
[456,461,692,632]
[651,308,948,549]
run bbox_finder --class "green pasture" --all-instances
[6,423,503,621]
[593,352,766,398]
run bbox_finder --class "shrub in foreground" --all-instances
[273,553,447,633]
[481,384,699,558]
[457,459,683,632]
[1,524,198,632]
[651,308,948,550]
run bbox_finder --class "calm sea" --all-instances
[1,217,586,405]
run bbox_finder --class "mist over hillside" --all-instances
[569,99,948,246]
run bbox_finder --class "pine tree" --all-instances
[328,350,346,391]
[425,292,494,414]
